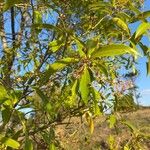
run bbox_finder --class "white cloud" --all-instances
[141,89,150,95]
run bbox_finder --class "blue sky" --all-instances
[135,0,150,106]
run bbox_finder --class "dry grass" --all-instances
[55,108,150,150]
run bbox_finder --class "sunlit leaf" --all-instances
[40,58,79,84]
[69,80,78,106]
[75,40,86,57]
[0,136,20,149]
[34,11,42,24]
[113,17,130,34]
[124,145,130,150]
[107,135,115,150]
[79,66,91,104]
[122,121,137,132]
[49,40,64,52]
[91,44,139,58]
[0,85,8,105]
[108,114,116,128]
[85,112,94,134]
[89,118,94,134]
[135,22,150,39]
[49,143,56,150]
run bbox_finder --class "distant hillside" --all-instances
[56,108,150,150]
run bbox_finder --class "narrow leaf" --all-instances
[108,114,116,128]
[40,58,79,84]
[91,44,139,58]
[76,40,86,57]
[139,42,149,55]
[79,66,91,104]
[34,11,42,24]
[48,58,78,73]
[0,85,8,105]
[113,17,130,34]
[49,143,56,150]
[49,40,63,52]
[135,22,150,39]
[89,118,94,134]
[1,137,20,149]
[24,139,33,150]
[98,63,108,77]
[133,10,150,22]
[69,80,78,105]
[122,121,137,132]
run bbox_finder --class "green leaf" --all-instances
[91,88,102,115]
[85,112,94,134]
[48,58,78,73]
[41,58,79,84]
[69,80,78,106]
[122,121,137,132]
[98,63,108,77]
[79,66,91,104]
[34,87,49,103]
[2,107,11,125]
[116,12,130,22]
[107,135,115,150]
[49,40,64,52]
[113,17,130,34]
[49,143,56,150]
[34,11,42,24]
[124,145,130,150]
[128,2,141,15]
[89,118,94,134]
[87,38,99,56]
[45,102,53,113]
[91,88,101,102]
[146,57,150,76]
[108,114,116,128]
[139,10,150,19]
[0,136,20,149]
[133,10,150,22]
[0,85,8,105]
[135,22,150,39]
[24,139,33,150]
[91,44,139,58]
[75,40,86,57]
[34,88,54,112]
[86,39,98,50]
[94,103,101,116]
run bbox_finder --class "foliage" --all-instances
[0,0,149,149]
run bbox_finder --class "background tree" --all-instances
[0,0,150,149]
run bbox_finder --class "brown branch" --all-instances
[3,7,16,89]
[0,13,7,51]
[16,9,25,46]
